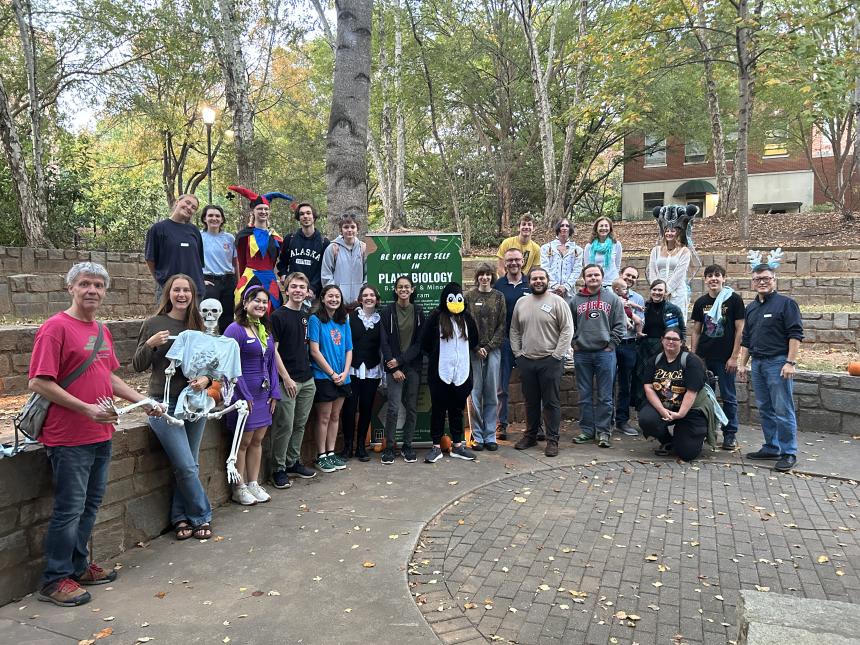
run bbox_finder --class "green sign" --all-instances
[365,233,462,445]
[365,232,463,309]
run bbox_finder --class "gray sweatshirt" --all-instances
[570,286,627,351]
[321,235,367,305]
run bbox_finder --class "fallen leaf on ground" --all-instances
[344,608,352,613]
[645,554,658,561]
[513,496,527,503]
[267,590,280,596]
[652,581,663,588]
[817,555,830,564]
[755,585,770,592]
[251,591,264,597]
[154,591,167,599]
[136,638,154,643]
[538,584,550,591]
[388,534,399,539]
[464,602,477,609]
[362,561,375,568]
[101,618,115,623]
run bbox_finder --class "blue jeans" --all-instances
[705,358,738,437]
[41,440,112,587]
[575,349,617,438]
[149,409,211,527]
[750,355,797,456]
[614,342,638,427]
[470,349,501,443]
[497,338,515,428]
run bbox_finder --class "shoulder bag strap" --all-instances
[59,323,104,389]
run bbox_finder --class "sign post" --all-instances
[364,233,462,446]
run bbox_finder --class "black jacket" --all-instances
[349,314,382,370]
[276,228,329,296]
[420,308,479,385]
[380,302,426,373]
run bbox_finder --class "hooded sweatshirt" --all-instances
[320,235,367,305]
[276,228,329,296]
[570,286,627,351]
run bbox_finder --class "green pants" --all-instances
[271,378,316,469]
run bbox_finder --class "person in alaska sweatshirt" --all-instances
[321,214,367,309]
[276,202,330,300]
[570,263,627,448]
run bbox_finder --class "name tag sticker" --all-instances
[763,313,772,318]
[540,303,552,313]
[246,338,256,343]
[180,242,190,247]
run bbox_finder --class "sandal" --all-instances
[174,521,193,541]
[192,523,212,540]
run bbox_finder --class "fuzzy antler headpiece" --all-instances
[747,247,783,272]
[653,204,698,238]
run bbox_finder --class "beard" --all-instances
[531,282,548,294]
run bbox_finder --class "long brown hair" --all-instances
[234,285,272,333]
[155,274,204,331]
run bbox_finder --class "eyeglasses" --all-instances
[752,276,773,283]
[663,337,681,343]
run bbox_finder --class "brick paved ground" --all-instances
[409,461,860,645]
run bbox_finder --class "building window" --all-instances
[763,129,789,158]
[686,193,705,216]
[644,135,666,166]
[684,141,707,164]
[643,192,664,214]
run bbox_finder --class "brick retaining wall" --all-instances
[507,368,860,436]
[0,320,142,395]
[0,416,231,606]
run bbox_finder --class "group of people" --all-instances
[28,196,803,610]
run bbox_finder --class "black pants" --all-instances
[204,274,237,334]
[428,378,471,445]
[519,356,563,441]
[639,403,707,461]
[341,377,380,453]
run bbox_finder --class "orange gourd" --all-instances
[848,361,860,377]
[440,434,453,453]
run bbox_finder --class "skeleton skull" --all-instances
[200,298,223,335]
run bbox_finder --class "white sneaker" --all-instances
[246,481,271,503]
[232,484,258,506]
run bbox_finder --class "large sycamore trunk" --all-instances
[326,0,374,234]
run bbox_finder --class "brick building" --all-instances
[620,133,856,219]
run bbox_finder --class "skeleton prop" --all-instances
[159,301,248,483]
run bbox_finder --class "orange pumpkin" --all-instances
[848,361,860,377]
[207,380,223,403]
[440,434,453,453]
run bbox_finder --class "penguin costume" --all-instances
[420,282,479,463]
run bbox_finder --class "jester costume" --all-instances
[229,186,294,313]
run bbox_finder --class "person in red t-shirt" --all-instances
[29,262,162,608]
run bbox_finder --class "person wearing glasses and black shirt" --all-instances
[277,202,330,302]
[737,262,803,472]
[640,329,708,462]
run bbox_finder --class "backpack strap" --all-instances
[60,323,104,388]
[655,350,688,368]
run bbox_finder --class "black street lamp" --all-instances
[202,106,216,204]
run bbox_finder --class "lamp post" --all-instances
[201,106,216,204]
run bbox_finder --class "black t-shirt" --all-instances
[691,291,745,362]
[270,306,313,382]
[144,219,205,293]
[643,352,705,413]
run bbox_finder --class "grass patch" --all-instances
[800,304,860,314]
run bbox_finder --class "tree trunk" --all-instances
[10,0,51,247]
[0,76,49,247]
[517,0,558,216]
[326,0,374,235]
[393,0,406,227]
[734,0,762,241]
[211,0,257,201]
[693,0,734,218]
[407,0,469,253]
[851,13,859,220]
[548,0,587,223]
